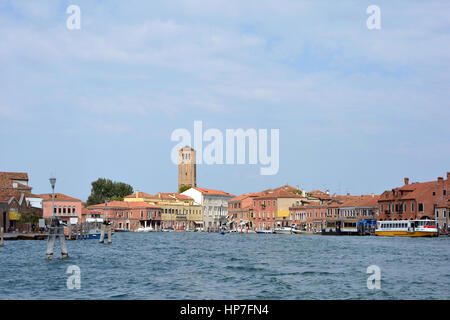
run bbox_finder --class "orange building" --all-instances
[378,173,450,221]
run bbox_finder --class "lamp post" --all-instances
[45,176,69,259]
[100,199,112,244]
[49,177,56,218]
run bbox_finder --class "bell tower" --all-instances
[178,146,196,192]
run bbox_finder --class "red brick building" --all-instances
[87,201,162,231]
[290,195,379,232]
[378,173,450,221]
[228,193,260,230]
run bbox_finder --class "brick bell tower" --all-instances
[178,146,196,192]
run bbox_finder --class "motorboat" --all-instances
[273,226,295,234]
[136,226,153,232]
[256,229,273,234]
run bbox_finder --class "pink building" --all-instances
[40,193,82,223]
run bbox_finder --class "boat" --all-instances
[273,226,295,234]
[162,227,175,232]
[375,219,438,237]
[292,229,312,235]
[83,218,114,239]
[114,228,130,232]
[136,226,153,232]
[256,229,273,234]
[219,227,226,235]
[321,219,359,236]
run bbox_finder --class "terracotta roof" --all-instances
[39,193,81,202]
[156,193,193,201]
[379,181,438,201]
[124,191,155,199]
[193,187,234,197]
[0,172,28,180]
[255,190,304,200]
[230,193,261,202]
[87,201,161,210]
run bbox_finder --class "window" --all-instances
[444,190,447,196]
[418,203,424,212]
[433,192,436,196]
[411,203,414,212]
[63,206,66,214]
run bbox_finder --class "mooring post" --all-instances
[1,227,4,247]
[107,223,112,244]
[99,223,105,243]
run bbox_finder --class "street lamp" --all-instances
[49,177,56,218]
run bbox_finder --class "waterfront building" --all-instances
[290,194,379,232]
[182,187,234,232]
[228,193,261,231]
[0,191,42,232]
[0,172,42,232]
[378,173,450,223]
[0,172,32,194]
[124,191,202,230]
[435,200,449,233]
[290,201,331,233]
[87,201,162,231]
[40,193,83,224]
[253,190,305,230]
[178,146,196,192]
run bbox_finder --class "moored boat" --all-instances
[321,219,359,236]
[256,229,273,234]
[375,219,438,237]
[273,226,294,234]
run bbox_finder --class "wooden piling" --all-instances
[1,227,4,247]
[107,225,112,244]
[99,224,105,243]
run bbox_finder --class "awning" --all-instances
[9,211,21,221]
[194,221,204,225]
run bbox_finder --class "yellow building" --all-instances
[124,191,203,230]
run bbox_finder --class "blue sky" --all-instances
[1,0,449,201]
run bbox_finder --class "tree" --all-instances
[178,185,192,193]
[87,178,134,205]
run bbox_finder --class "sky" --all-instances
[0,0,449,201]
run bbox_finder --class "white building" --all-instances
[182,187,234,232]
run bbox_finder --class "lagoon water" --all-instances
[0,232,449,299]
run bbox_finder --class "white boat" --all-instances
[375,219,438,237]
[136,227,153,232]
[273,226,295,234]
[256,229,273,234]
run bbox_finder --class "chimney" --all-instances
[404,177,409,185]
[437,177,443,183]
[301,189,306,197]
[447,172,450,181]
[136,191,139,198]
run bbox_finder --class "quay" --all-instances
[3,233,48,241]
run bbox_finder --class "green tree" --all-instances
[178,185,192,193]
[86,178,134,205]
